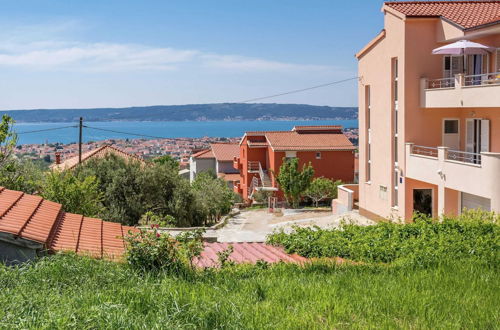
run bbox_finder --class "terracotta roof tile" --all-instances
[51,145,145,171]
[191,149,215,159]
[0,187,310,266]
[217,173,241,182]
[210,143,240,161]
[193,242,307,268]
[264,131,355,151]
[385,1,500,30]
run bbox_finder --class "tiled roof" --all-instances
[210,143,240,161]
[0,187,135,260]
[385,1,500,30]
[191,149,215,159]
[193,242,307,268]
[0,187,306,266]
[217,173,241,182]
[51,145,145,171]
[264,131,355,151]
[293,125,343,132]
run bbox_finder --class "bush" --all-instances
[75,154,203,226]
[192,171,235,225]
[267,210,499,266]
[139,211,176,227]
[305,177,342,207]
[124,228,204,273]
[40,171,104,217]
[0,159,43,194]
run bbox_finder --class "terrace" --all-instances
[421,72,500,108]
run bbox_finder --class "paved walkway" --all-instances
[216,208,375,242]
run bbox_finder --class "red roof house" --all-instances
[234,125,356,201]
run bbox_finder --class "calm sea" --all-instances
[14,120,358,145]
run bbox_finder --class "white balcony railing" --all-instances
[406,143,500,203]
[446,149,481,165]
[426,77,455,89]
[421,73,500,108]
[411,145,439,158]
[464,72,500,87]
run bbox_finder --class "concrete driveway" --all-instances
[216,208,375,242]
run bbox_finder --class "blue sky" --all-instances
[0,0,383,109]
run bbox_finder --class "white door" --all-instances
[461,192,491,212]
[442,119,460,150]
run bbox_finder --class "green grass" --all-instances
[0,255,498,329]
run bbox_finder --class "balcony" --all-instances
[405,143,500,202]
[421,72,500,108]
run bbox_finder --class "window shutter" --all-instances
[480,119,490,153]
[466,119,474,153]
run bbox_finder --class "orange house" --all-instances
[356,1,500,221]
[233,125,356,201]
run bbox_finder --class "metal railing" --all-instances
[464,72,500,87]
[446,150,481,165]
[411,145,438,158]
[248,161,260,172]
[426,77,455,89]
[248,176,260,197]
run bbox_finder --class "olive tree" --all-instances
[305,177,342,207]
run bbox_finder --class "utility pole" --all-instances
[78,117,83,164]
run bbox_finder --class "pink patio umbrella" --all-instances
[432,40,493,75]
[432,40,492,55]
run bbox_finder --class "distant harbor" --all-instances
[14,120,358,145]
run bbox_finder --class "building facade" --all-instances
[233,125,356,201]
[189,143,240,187]
[356,1,500,221]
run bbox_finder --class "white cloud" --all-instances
[201,54,333,72]
[0,42,199,71]
[0,40,336,73]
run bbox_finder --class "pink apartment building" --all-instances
[356,1,500,221]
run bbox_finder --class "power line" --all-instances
[84,126,171,140]
[237,76,359,103]
[16,125,78,135]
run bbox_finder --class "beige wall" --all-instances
[358,9,500,220]
[358,10,406,219]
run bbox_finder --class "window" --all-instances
[285,151,297,159]
[365,85,371,182]
[444,120,459,134]
[392,58,399,207]
[315,152,321,159]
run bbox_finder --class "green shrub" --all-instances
[267,210,499,266]
[139,211,176,227]
[124,228,204,273]
[40,171,104,217]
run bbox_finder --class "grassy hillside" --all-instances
[0,255,498,329]
[0,103,358,123]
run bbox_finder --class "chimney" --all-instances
[55,152,61,165]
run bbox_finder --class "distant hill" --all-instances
[0,103,357,123]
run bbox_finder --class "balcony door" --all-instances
[442,119,460,150]
[466,119,490,155]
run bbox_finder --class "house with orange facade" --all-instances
[233,125,356,201]
[355,1,500,221]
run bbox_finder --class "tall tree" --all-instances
[0,115,17,168]
[276,158,314,208]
